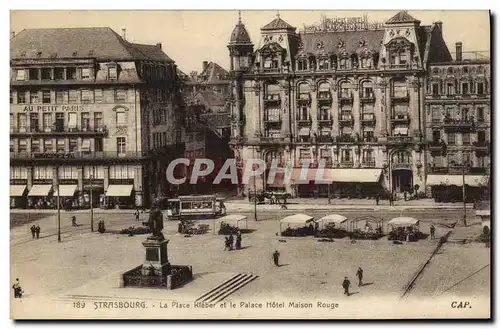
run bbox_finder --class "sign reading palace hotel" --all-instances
[22,105,85,112]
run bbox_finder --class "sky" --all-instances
[10,10,490,74]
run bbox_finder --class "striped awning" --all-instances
[10,185,27,197]
[28,185,52,197]
[54,185,77,197]
[105,185,133,197]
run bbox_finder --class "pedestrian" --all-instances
[135,208,140,222]
[375,194,380,206]
[12,278,22,298]
[404,191,408,201]
[430,224,436,240]
[272,250,280,267]
[30,225,36,239]
[356,267,364,287]
[224,237,230,251]
[35,225,40,239]
[71,216,77,227]
[342,276,351,296]
[228,234,234,251]
[235,231,242,250]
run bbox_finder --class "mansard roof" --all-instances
[297,30,385,56]
[386,11,421,25]
[230,21,252,44]
[261,16,296,31]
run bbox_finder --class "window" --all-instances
[30,91,39,104]
[462,82,469,95]
[10,114,13,129]
[265,108,280,121]
[68,113,77,129]
[33,166,53,179]
[41,68,52,80]
[69,138,78,152]
[18,139,27,153]
[30,113,39,132]
[299,148,311,160]
[446,82,455,95]
[17,91,26,104]
[297,59,307,71]
[56,90,66,103]
[42,90,51,104]
[432,83,439,95]
[448,132,456,145]
[108,67,117,80]
[43,139,53,152]
[116,111,126,126]
[31,139,40,153]
[81,68,91,79]
[81,89,91,103]
[341,88,350,98]
[462,132,470,145]
[55,113,65,132]
[66,67,77,79]
[341,149,351,162]
[56,139,65,152]
[94,89,103,103]
[477,107,484,121]
[95,138,103,152]
[117,137,126,154]
[477,156,485,167]
[432,130,441,143]
[162,132,167,146]
[29,68,38,80]
[69,90,78,103]
[363,130,375,142]
[18,113,27,129]
[43,113,52,130]
[299,105,309,121]
[477,131,486,144]
[115,89,126,102]
[320,148,331,159]
[363,87,374,98]
[339,58,348,70]
[318,58,328,70]
[54,67,65,79]
[10,139,14,152]
[399,53,407,65]
[319,107,330,120]
[16,70,25,81]
[81,112,90,130]
[477,82,484,94]
[94,112,103,129]
[363,149,374,163]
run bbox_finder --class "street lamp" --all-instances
[461,163,470,226]
[252,146,258,221]
[56,165,61,242]
[90,166,95,232]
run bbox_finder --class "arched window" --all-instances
[318,82,330,100]
[361,80,374,98]
[297,57,307,71]
[318,57,329,70]
[339,57,349,70]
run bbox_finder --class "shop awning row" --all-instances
[54,185,78,197]
[426,174,488,187]
[264,169,383,186]
[27,184,53,197]
[12,184,135,197]
[10,185,26,197]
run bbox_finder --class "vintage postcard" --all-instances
[10,10,491,319]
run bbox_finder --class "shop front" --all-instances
[10,180,27,208]
[27,180,54,209]
[54,180,78,210]
[427,174,489,202]
[82,179,104,209]
[105,179,135,209]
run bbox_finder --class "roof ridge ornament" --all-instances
[238,10,242,24]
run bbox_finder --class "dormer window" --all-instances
[81,68,91,79]
[339,58,349,70]
[297,58,307,71]
[108,66,117,80]
[318,58,328,70]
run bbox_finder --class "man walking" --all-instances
[430,224,436,240]
[228,234,234,251]
[272,250,280,267]
[356,267,364,287]
[135,208,140,222]
[342,277,351,296]
[35,225,40,239]
[12,278,22,298]
[375,193,380,206]
[30,225,36,239]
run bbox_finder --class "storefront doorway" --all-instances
[392,169,413,193]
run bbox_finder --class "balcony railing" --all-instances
[317,135,333,143]
[264,94,281,104]
[264,116,282,123]
[360,94,376,103]
[337,135,356,143]
[260,136,289,145]
[317,93,332,103]
[338,94,354,103]
[10,151,147,160]
[340,160,354,168]
[386,136,413,144]
[361,113,376,124]
[317,116,332,124]
[392,162,412,170]
[296,116,312,124]
[297,94,311,104]
[338,115,354,126]
[362,160,376,168]
[391,92,410,101]
[442,118,474,130]
[391,115,410,123]
[428,141,443,151]
[10,125,108,135]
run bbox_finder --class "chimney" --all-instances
[202,61,208,72]
[455,42,463,61]
[434,21,443,33]
[121,28,127,40]
[156,42,162,49]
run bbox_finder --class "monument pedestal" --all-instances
[141,238,171,278]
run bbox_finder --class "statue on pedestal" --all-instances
[147,208,165,241]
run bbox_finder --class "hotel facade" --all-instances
[228,11,490,199]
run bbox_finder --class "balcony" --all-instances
[264,94,281,104]
[317,116,332,124]
[442,118,474,130]
[386,135,413,145]
[317,135,333,143]
[296,116,312,125]
[317,93,332,104]
[392,162,412,170]
[337,135,356,143]
[10,125,108,136]
[391,114,410,124]
[338,115,354,126]
[360,94,376,103]
[361,113,376,125]
[340,160,354,168]
[264,116,282,124]
[391,92,410,102]
[259,136,289,145]
[10,151,147,161]
[296,94,311,105]
[428,141,443,152]
[338,94,354,104]
[361,160,376,168]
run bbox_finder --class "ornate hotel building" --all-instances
[10,27,184,209]
[229,11,456,198]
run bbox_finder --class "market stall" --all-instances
[316,214,349,238]
[387,217,423,242]
[279,214,316,237]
